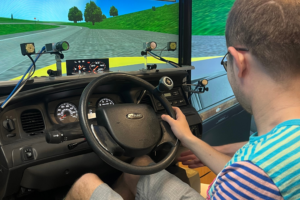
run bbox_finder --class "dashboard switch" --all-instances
[26,152,33,158]
[23,147,34,161]
[172,91,179,96]
[7,133,16,138]
[3,119,15,132]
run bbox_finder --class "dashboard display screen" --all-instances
[66,59,109,75]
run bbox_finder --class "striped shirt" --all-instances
[207,119,300,200]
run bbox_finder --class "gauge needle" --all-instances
[93,66,99,74]
[60,114,66,119]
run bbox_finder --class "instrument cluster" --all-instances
[48,96,118,124]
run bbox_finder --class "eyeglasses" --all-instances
[221,47,249,72]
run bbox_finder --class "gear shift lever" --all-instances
[155,76,174,94]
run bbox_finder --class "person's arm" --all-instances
[183,135,231,175]
[208,161,283,200]
[177,142,248,169]
[162,107,239,175]
[213,141,248,157]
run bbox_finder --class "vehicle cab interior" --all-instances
[0,0,254,199]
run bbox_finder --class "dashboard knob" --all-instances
[3,119,15,132]
[155,76,174,94]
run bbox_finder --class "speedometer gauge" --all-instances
[89,61,106,74]
[98,98,114,107]
[56,103,78,124]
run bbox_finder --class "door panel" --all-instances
[201,104,251,146]
[191,72,252,146]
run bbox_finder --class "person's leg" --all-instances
[112,155,154,199]
[65,156,152,200]
[65,173,103,200]
[112,174,135,200]
[115,155,204,200]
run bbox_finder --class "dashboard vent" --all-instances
[21,109,45,133]
[140,95,153,108]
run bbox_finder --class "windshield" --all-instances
[0,0,179,81]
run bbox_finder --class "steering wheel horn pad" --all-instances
[96,104,161,157]
[79,73,180,175]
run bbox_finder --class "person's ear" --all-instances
[228,47,247,78]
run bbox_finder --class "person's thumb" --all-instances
[161,114,176,126]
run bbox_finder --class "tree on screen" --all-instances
[68,6,83,23]
[110,6,119,17]
[102,14,107,19]
[84,1,103,25]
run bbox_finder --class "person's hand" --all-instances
[161,107,195,145]
[177,150,205,168]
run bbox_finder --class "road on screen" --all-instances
[0,24,178,81]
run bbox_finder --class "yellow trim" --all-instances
[11,56,221,80]
[191,56,223,62]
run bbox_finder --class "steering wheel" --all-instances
[78,73,180,175]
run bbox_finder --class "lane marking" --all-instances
[0,26,81,42]
[10,56,220,80]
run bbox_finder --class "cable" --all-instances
[151,52,180,68]
[150,51,180,67]
[147,51,180,68]
[200,171,211,178]
[1,46,45,109]
[27,55,36,78]
[2,64,35,108]
[160,46,167,57]
[1,58,35,108]
[188,83,200,101]
[1,66,33,108]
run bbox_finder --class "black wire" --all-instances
[200,171,211,178]
[27,55,36,78]
[188,84,200,101]
[160,46,167,57]
[151,51,179,67]
[149,52,164,62]
[148,52,179,68]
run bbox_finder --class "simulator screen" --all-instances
[0,0,179,81]
[191,0,235,81]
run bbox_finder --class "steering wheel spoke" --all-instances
[157,121,178,148]
[91,125,125,156]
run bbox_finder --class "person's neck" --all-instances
[252,88,300,136]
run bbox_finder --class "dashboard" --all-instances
[0,71,202,199]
